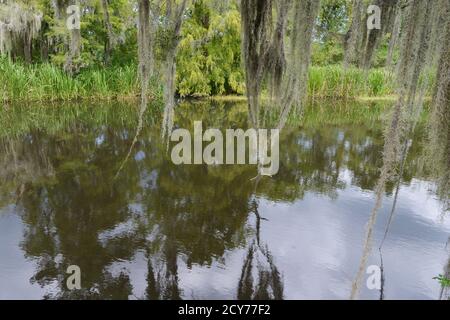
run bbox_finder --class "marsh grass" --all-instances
[308,66,395,98]
[0,57,159,102]
[0,58,434,102]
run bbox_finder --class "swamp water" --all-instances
[0,100,448,299]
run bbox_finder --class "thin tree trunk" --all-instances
[101,0,114,66]
[386,4,402,69]
[23,31,32,64]
[64,0,81,75]
[138,0,152,95]
[344,0,365,68]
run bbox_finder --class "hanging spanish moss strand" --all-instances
[0,0,42,63]
[161,0,188,140]
[267,0,290,104]
[240,0,273,129]
[428,0,450,212]
[385,1,403,69]
[115,0,156,179]
[351,0,440,300]
[277,0,320,129]
[64,0,81,75]
[240,0,320,130]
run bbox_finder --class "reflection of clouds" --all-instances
[395,180,449,227]
[105,250,148,300]
[98,219,138,246]
[139,169,158,190]
[256,179,448,299]
[95,134,105,146]
[134,151,146,162]
[104,178,448,299]
[177,249,247,299]
[1,177,447,299]
[0,210,45,299]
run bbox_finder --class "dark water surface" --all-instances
[0,100,448,299]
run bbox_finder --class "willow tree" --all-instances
[240,0,320,130]
[351,0,444,299]
[0,0,43,63]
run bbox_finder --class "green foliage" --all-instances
[434,275,450,287]
[308,65,395,98]
[0,56,163,101]
[1,0,435,101]
[312,42,345,66]
[316,0,349,42]
[176,0,244,97]
[2,55,414,101]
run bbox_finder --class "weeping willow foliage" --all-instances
[240,0,320,130]
[350,0,445,300]
[0,0,43,63]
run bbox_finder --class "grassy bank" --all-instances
[0,58,433,102]
[0,58,154,102]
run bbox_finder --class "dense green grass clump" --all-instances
[308,66,395,98]
[0,57,158,101]
[0,58,433,102]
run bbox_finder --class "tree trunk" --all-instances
[161,0,188,139]
[64,0,81,75]
[101,0,114,66]
[137,0,152,93]
[344,0,365,68]
[23,31,32,64]
[385,3,402,68]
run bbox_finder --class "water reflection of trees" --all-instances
[0,100,433,299]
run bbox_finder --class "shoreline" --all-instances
[2,94,422,105]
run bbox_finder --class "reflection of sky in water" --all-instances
[0,103,447,300]
[1,174,447,299]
